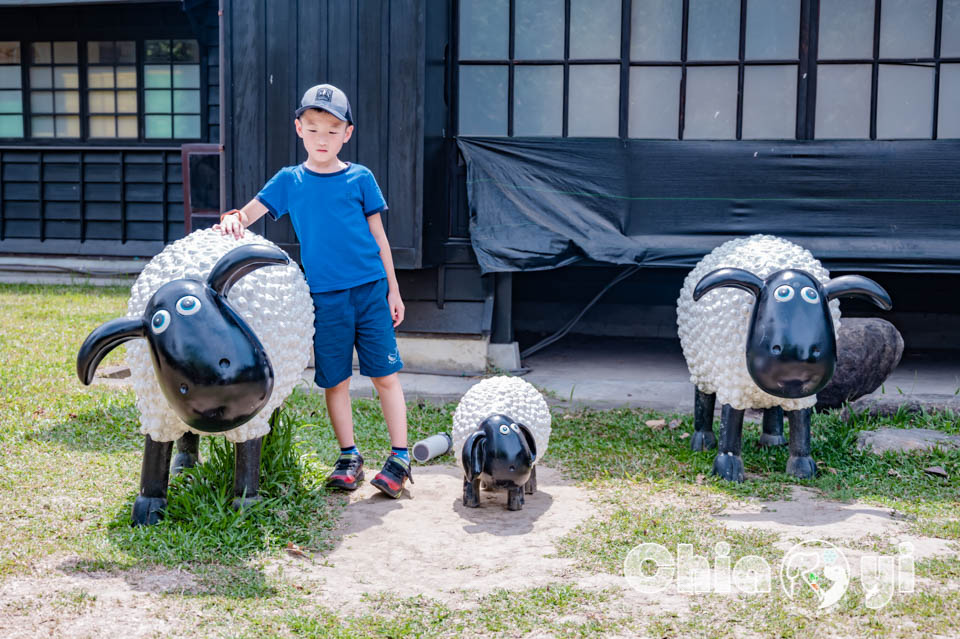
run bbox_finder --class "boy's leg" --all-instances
[325,377,356,448]
[370,372,407,449]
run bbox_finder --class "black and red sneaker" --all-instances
[326,452,364,491]
[370,455,414,499]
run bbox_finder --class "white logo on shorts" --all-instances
[387,348,400,365]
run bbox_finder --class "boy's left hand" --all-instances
[388,290,405,327]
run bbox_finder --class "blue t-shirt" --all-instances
[255,163,388,293]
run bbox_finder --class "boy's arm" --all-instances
[215,199,270,239]
[367,213,405,328]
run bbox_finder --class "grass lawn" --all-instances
[0,282,958,638]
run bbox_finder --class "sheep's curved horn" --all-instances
[77,317,146,385]
[461,430,486,482]
[693,268,763,301]
[822,275,893,310]
[207,244,289,298]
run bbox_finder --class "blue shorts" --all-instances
[311,277,403,388]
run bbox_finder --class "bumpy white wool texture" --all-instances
[676,235,841,411]
[451,376,551,468]
[125,229,314,443]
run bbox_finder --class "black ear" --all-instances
[822,275,893,310]
[516,423,537,461]
[77,317,146,385]
[207,244,289,298]
[693,268,763,301]
[461,430,486,482]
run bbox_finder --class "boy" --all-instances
[217,83,412,498]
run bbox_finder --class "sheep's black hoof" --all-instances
[524,466,537,495]
[690,430,718,452]
[786,455,817,479]
[711,452,745,482]
[171,452,198,475]
[463,478,481,508]
[131,496,167,526]
[507,486,524,511]
[232,495,262,510]
[758,433,787,448]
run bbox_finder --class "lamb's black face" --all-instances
[143,279,274,432]
[476,414,536,488]
[745,270,836,398]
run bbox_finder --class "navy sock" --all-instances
[340,445,359,457]
[390,446,409,463]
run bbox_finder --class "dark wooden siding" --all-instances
[222,0,425,268]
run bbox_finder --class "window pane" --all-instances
[631,0,682,61]
[0,66,20,88]
[30,91,53,113]
[876,64,933,139]
[145,40,171,63]
[145,65,171,88]
[688,0,740,61]
[819,0,874,59]
[145,89,171,113]
[54,66,79,89]
[55,115,79,137]
[0,114,22,137]
[116,66,137,88]
[570,0,621,59]
[89,90,115,113]
[0,42,19,64]
[629,66,680,138]
[55,91,79,113]
[117,115,137,138]
[31,115,53,136]
[460,0,508,59]
[514,65,562,135]
[742,65,797,139]
[88,67,114,89]
[174,89,200,113]
[174,114,200,138]
[117,41,136,63]
[53,42,77,63]
[684,65,738,138]
[746,0,800,60]
[568,65,620,137]
[0,89,19,113]
[173,65,200,88]
[146,114,172,138]
[815,64,871,138]
[87,41,114,64]
[459,65,507,135]
[944,0,960,56]
[31,42,51,64]
[515,0,564,59]
[30,67,51,89]
[938,64,960,138]
[117,90,137,113]
[89,115,115,137]
[880,0,935,58]
[172,40,200,62]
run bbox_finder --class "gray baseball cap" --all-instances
[295,84,354,124]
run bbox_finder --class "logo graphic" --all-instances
[780,540,850,610]
[316,87,333,102]
[387,348,401,365]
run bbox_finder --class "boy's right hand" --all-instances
[214,210,245,239]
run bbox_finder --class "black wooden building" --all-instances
[3,0,960,353]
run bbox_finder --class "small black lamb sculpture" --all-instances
[461,414,538,511]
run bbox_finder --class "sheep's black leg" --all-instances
[463,476,481,508]
[758,406,787,447]
[507,485,524,511]
[691,388,718,451]
[711,404,745,482]
[785,408,817,479]
[232,436,263,510]
[131,436,173,526]
[171,431,200,474]
[524,465,537,495]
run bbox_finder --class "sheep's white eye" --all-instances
[510,423,520,433]
[499,424,510,435]
[150,310,171,334]
[773,285,794,302]
[800,287,819,304]
[175,295,202,316]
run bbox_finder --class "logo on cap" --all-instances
[317,88,333,102]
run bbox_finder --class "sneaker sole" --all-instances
[326,470,364,491]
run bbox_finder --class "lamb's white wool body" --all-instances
[676,235,841,411]
[126,229,314,443]
[451,376,551,467]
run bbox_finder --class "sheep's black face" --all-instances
[143,279,274,432]
[476,414,536,489]
[745,270,836,399]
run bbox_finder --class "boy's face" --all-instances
[295,109,353,166]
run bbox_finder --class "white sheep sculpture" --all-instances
[451,376,551,510]
[676,234,892,482]
[77,228,314,524]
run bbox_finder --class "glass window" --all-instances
[630,0,682,61]
[144,39,201,139]
[568,65,620,136]
[742,65,797,139]
[0,42,22,137]
[514,65,563,136]
[687,0,740,61]
[938,64,960,138]
[944,0,960,57]
[459,0,509,60]
[459,65,507,135]
[818,0,875,60]
[29,41,78,138]
[569,0,621,59]
[745,0,800,60]
[515,0,564,59]
[815,64,872,139]
[876,64,934,139]
[684,66,738,139]
[86,41,137,138]
[880,0,936,59]
[629,66,680,138]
